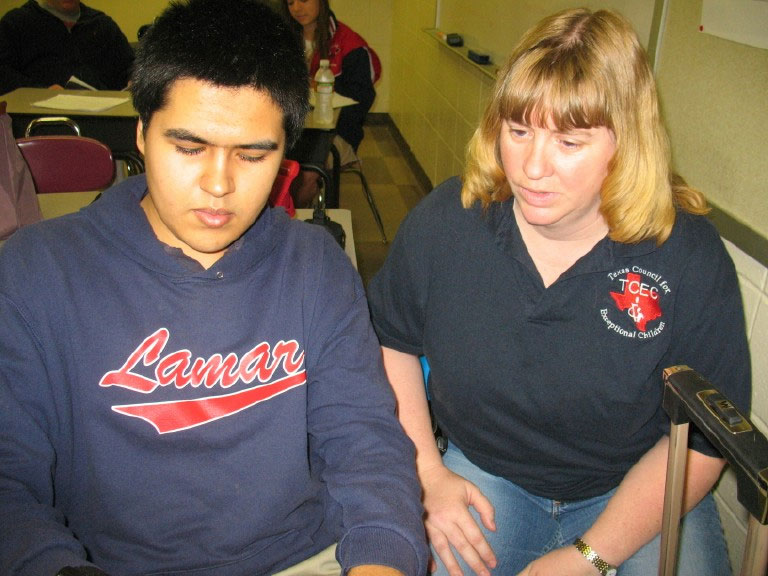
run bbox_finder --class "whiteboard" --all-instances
[436,0,657,67]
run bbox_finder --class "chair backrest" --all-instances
[16,136,115,194]
[269,158,299,217]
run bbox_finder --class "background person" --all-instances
[0,0,134,94]
[367,8,750,576]
[281,0,381,207]
[0,1,427,575]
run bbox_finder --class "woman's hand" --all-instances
[421,464,497,576]
[516,545,599,576]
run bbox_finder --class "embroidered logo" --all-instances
[600,268,671,339]
[100,328,306,434]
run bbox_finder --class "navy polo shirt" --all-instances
[368,176,750,500]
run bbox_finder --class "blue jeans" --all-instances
[432,443,731,575]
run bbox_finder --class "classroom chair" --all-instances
[270,158,300,217]
[341,151,387,243]
[17,135,115,195]
[18,116,115,194]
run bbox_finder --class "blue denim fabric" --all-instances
[431,443,731,575]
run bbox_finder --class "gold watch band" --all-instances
[573,537,617,576]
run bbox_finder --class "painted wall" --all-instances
[656,1,768,247]
[438,0,655,65]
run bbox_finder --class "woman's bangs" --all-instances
[499,53,609,130]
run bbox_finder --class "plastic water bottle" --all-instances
[313,59,334,125]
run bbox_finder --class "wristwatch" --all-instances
[573,537,618,576]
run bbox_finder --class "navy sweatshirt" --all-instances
[0,175,427,576]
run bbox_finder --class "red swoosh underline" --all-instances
[111,371,306,434]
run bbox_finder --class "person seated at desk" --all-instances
[0,1,427,575]
[281,0,381,207]
[0,0,134,95]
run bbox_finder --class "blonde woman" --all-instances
[368,8,749,576]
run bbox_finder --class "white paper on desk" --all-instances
[309,92,358,109]
[32,94,130,112]
[65,75,97,90]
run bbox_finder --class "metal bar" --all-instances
[659,420,689,576]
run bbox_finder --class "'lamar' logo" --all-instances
[600,268,671,339]
[100,328,306,434]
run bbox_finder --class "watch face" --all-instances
[606,569,617,576]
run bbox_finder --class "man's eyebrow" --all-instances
[164,128,280,151]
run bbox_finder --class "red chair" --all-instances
[269,158,299,217]
[17,135,115,194]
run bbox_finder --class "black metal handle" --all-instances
[662,365,768,524]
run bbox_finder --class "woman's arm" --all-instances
[334,48,376,149]
[517,436,725,575]
[382,347,497,576]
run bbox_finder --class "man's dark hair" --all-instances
[130,0,309,148]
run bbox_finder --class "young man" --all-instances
[0,1,427,575]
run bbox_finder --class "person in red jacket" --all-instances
[282,0,381,207]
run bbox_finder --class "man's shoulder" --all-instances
[1,1,40,25]
[1,177,144,262]
[78,2,108,19]
[1,210,88,256]
[77,2,122,29]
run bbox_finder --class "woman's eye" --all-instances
[560,139,581,149]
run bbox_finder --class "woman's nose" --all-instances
[522,137,552,180]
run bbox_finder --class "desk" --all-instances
[2,88,143,172]
[295,208,356,268]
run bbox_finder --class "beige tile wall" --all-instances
[717,242,768,569]
[388,1,768,572]
[389,0,495,188]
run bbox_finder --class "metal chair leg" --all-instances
[342,161,387,244]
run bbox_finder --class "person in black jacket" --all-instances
[0,0,134,95]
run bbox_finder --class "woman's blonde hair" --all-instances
[462,8,708,244]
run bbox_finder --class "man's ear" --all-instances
[136,119,145,155]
